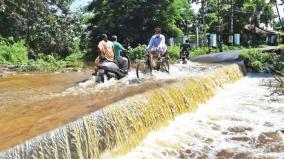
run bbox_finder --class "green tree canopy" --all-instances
[87,0,196,48]
[200,0,274,34]
[0,0,83,56]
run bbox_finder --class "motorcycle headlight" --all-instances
[98,69,104,74]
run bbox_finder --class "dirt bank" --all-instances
[0,65,16,77]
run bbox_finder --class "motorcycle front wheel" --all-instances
[160,60,170,73]
[136,60,151,79]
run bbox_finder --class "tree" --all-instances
[271,0,284,31]
[87,0,196,51]
[199,0,274,41]
[0,0,83,56]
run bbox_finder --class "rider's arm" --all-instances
[112,45,116,59]
[118,43,126,51]
[99,51,106,60]
[158,35,167,53]
[97,47,105,60]
[116,42,127,56]
[98,41,106,60]
[157,35,166,49]
[147,36,154,50]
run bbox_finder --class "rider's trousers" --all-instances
[117,56,128,71]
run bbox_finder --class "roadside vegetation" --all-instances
[0,0,283,73]
[239,49,283,74]
[239,49,283,95]
[0,37,85,72]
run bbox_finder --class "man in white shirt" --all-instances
[146,27,167,68]
[147,27,167,54]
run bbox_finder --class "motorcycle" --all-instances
[181,51,189,64]
[95,51,130,83]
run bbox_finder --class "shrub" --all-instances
[167,45,180,63]
[17,40,86,72]
[65,51,84,67]
[269,53,284,74]
[0,37,28,65]
[18,54,67,72]
[65,41,85,67]
[190,47,209,57]
[239,49,273,72]
[222,45,244,51]
[128,44,147,61]
[190,47,219,57]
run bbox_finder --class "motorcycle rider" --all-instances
[180,39,191,59]
[146,27,167,68]
[111,35,128,72]
[94,34,115,73]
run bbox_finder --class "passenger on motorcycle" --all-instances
[111,35,128,72]
[146,27,167,67]
[94,34,115,73]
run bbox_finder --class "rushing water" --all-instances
[118,74,284,159]
[0,63,244,158]
[0,62,226,152]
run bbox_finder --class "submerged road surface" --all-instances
[191,46,280,63]
[0,62,223,151]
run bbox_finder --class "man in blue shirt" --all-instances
[111,35,128,72]
[147,27,167,54]
[146,27,167,68]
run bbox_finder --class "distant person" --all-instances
[111,35,128,72]
[180,39,191,59]
[94,34,115,72]
[28,50,37,60]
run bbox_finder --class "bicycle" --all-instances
[136,50,169,79]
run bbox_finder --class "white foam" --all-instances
[116,74,284,159]
[57,61,219,96]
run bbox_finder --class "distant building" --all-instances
[243,24,284,46]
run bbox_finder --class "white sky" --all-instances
[70,0,92,11]
[275,0,284,20]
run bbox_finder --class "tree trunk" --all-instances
[275,1,281,21]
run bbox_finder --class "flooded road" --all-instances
[118,74,284,159]
[0,62,222,151]
[0,70,95,106]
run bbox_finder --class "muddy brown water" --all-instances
[0,70,177,151]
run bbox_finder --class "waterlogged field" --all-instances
[118,74,284,159]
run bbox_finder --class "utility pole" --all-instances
[196,20,199,47]
[229,0,234,45]
[217,0,223,52]
[201,0,207,47]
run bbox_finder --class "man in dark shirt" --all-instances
[180,39,191,59]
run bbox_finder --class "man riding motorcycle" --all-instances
[94,34,115,73]
[146,27,167,68]
[94,34,129,82]
[180,39,191,59]
[180,39,191,64]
